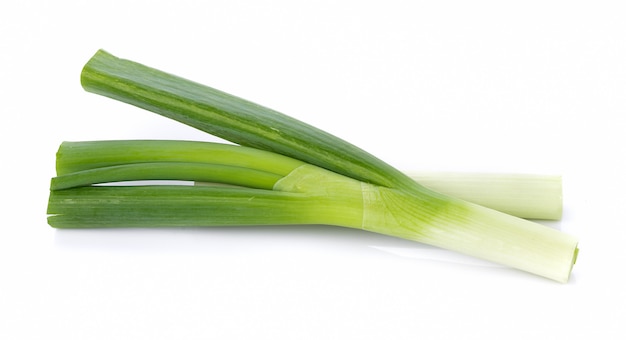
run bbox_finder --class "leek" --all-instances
[47,50,579,282]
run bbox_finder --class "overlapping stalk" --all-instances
[47,50,579,282]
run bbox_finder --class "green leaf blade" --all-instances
[47,186,312,228]
[81,50,416,190]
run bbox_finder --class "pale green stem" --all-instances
[276,165,578,283]
[409,172,563,220]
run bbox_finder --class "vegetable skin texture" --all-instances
[80,50,414,190]
[50,50,580,282]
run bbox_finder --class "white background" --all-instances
[2,1,625,339]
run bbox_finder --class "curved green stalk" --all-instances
[80,50,417,190]
[51,162,283,190]
[56,140,304,176]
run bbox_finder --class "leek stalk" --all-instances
[48,141,576,281]
[47,50,579,282]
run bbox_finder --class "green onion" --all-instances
[48,50,579,282]
[80,50,416,190]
